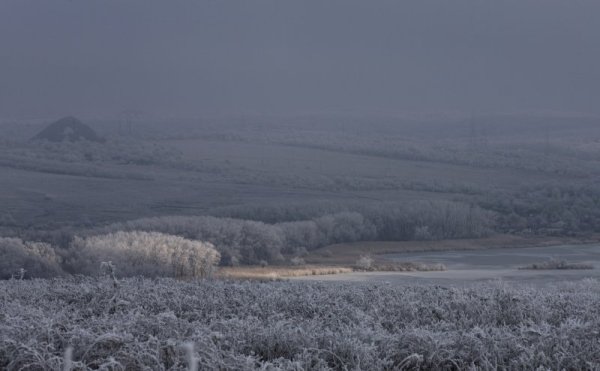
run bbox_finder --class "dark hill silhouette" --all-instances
[32,116,103,143]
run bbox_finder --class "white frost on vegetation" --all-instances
[68,231,220,278]
[1,278,600,369]
[0,237,64,279]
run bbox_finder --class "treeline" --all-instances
[481,184,600,236]
[0,232,220,280]
[0,138,187,180]
[1,200,494,273]
[10,138,183,166]
[98,200,493,265]
[211,185,600,239]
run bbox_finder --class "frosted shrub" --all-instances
[100,261,119,288]
[69,231,220,278]
[414,225,433,240]
[290,256,305,266]
[0,237,64,279]
[355,255,374,270]
[520,259,594,270]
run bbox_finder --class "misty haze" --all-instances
[1,1,600,370]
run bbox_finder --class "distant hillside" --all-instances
[32,116,103,143]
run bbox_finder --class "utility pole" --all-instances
[468,115,478,152]
[119,110,143,137]
[543,126,550,170]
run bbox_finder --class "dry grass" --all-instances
[217,265,353,280]
[363,262,447,272]
[218,261,446,280]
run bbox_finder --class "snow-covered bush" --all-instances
[67,231,220,278]
[520,259,594,270]
[289,256,305,266]
[0,237,64,279]
[414,225,433,240]
[355,255,374,270]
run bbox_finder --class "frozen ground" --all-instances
[294,244,600,286]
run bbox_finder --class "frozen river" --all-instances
[293,244,600,286]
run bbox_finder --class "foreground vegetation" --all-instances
[2,277,599,370]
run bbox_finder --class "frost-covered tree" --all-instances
[0,237,64,279]
[91,201,493,265]
[68,231,220,278]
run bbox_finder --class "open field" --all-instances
[0,165,348,229]
[167,138,560,191]
[0,136,491,231]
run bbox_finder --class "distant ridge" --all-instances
[32,116,103,143]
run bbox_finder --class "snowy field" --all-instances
[2,277,600,370]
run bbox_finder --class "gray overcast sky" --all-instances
[1,0,599,119]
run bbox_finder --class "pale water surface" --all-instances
[293,244,600,286]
